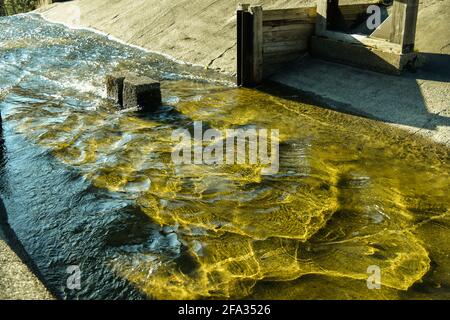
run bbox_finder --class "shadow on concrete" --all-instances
[265,52,449,145]
[413,53,450,83]
[0,120,57,298]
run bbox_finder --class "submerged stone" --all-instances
[106,72,127,106]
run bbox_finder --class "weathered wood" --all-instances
[316,0,328,35]
[262,7,316,22]
[390,0,407,44]
[264,38,308,50]
[261,6,314,75]
[123,75,161,111]
[263,23,314,33]
[327,0,350,32]
[339,4,370,15]
[403,0,419,48]
[339,3,371,22]
[311,35,417,74]
[264,29,312,42]
[236,4,254,86]
[264,51,303,62]
[251,5,264,84]
[264,42,309,55]
[263,40,308,48]
[263,55,306,77]
[237,3,250,12]
[263,19,315,27]
[390,0,419,53]
[371,14,392,40]
[321,30,403,54]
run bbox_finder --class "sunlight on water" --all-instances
[0,14,449,299]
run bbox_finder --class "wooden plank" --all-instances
[403,0,419,51]
[311,35,417,74]
[316,0,328,35]
[390,0,419,53]
[263,23,314,33]
[340,4,369,16]
[371,14,392,40]
[264,41,308,54]
[327,0,349,32]
[263,51,303,63]
[321,30,403,54]
[264,40,308,48]
[263,7,316,22]
[263,19,315,27]
[263,53,307,77]
[237,3,250,11]
[264,29,312,43]
[390,0,407,45]
[251,5,263,84]
[237,9,254,87]
[236,8,242,86]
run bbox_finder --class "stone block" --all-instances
[123,75,161,111]
[106,72,127,106]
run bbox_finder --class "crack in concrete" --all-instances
[207,42,236,69]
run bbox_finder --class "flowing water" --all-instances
[0,14,449,300]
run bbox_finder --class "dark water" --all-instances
[0,14,449,300]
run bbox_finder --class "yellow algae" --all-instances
[109,229,429,299]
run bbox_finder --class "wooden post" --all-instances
[251,5,263,84]
[236,4,253,86]
[390,0,419,53]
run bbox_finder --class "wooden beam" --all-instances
[264,41,309,54]
[237,3,250,11]
[236,4,253,86]
[263,28,313,42]
[390,0,419,53]
[251,5,264,84]
[371,14,392,40]
[321,30,403,54]
[316,0,328,35]
[262,7,316,22]
[263,23,315,33]
[311,35,417,74]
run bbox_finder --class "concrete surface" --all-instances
[35,0,450,147]
[36,0,450,75]
[0,201,53,300]
[270,53,450,146]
